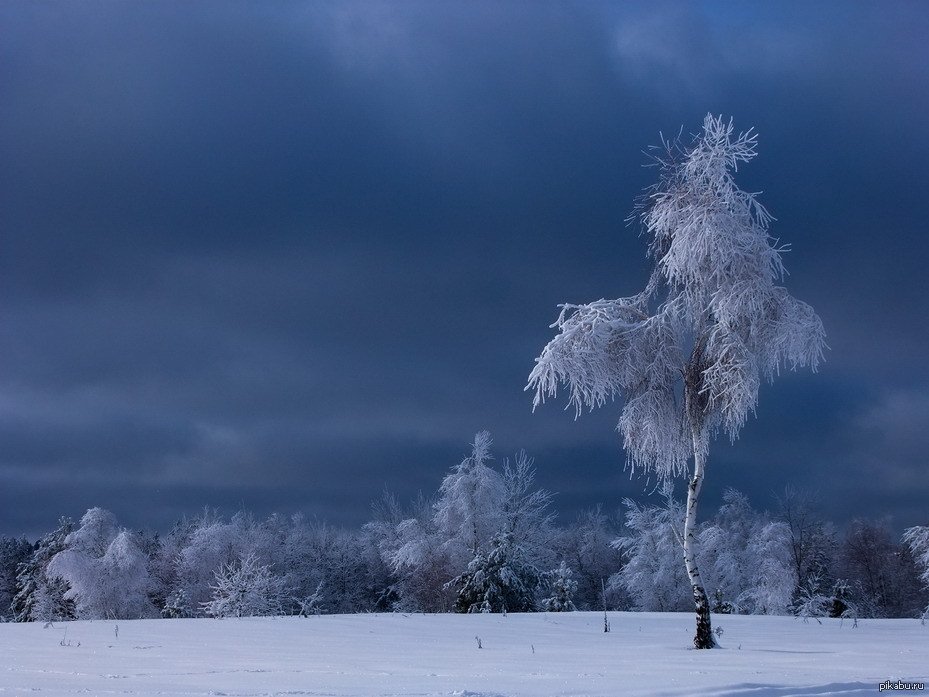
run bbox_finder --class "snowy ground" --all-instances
[1,612,926,697]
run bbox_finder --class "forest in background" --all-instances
[2,432,927,623]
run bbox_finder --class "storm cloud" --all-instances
[2,1,928,537]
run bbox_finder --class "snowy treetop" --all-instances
[528,114,826,478]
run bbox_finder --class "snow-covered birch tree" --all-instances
[527,114,825,648]
[46,508,156,619]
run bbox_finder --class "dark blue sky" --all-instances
[2,1,928,538]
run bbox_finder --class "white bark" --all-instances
[683,447,716,648]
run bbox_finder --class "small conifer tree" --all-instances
[162,589,194,618]
[12,518,76,623]
[448,532,542,613]
[540,561,577,612]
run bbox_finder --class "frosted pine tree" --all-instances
[162,589,194,619]
[448,532,542,614]
[12,518,76,622]
[540,561,577,612]
[0,536,33,622]
[528,114,825,648]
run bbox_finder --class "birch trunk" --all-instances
[683,446,716,649]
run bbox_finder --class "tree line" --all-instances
[1,432,927,623]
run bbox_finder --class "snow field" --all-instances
[1,612,926,697]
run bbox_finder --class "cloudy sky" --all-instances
[2,1,928,539]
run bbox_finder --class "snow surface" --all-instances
[1,612,926,696]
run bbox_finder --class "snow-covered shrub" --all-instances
[295,581,325,617]
[829,578,860,617]
[366,435,554,614]
[202,553,286,618]
[794,573,832,621]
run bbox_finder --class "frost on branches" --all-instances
[202,553,286,618]
[528,114,825,648]
[46,508,156,620]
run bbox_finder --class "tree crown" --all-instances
[528,114,825,477]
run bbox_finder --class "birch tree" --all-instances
[527,114,825,648]
[46,509,156,619]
